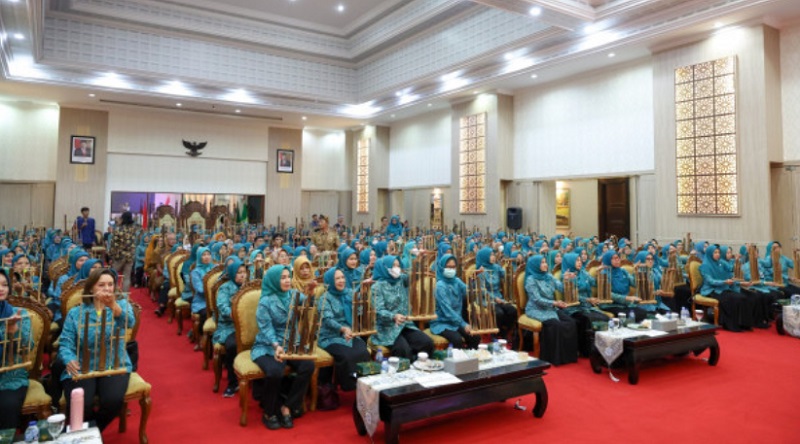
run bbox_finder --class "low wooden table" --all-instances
[590,323,720,385]
[353,359,550,444]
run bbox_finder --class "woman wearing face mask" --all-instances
[0,268,32,430]
[319,268,370,393]
[524,255,578,365]
[475,247,517,341]
[251,265,315,430]
[214,258,247,398]
[430,255,481,349]
[370,256,434,359]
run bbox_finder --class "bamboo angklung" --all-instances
[635,265,656,304]
[596,265,613,304]
[499,259,516,305]
[352,280,376,337]
[748,244,760,285]
[667,250,686,286]
[0,314,33,374]
[561,274,580,307]
[280,288,322,360]
[794,249,800,281]
[732,256,743,281]
[465,275,498,335]
[72,294,130,380]
[407,251,437,321]
[772,245,784,286]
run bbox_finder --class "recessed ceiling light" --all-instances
[529,7,542,16]
[391,114,395,118]
[337,4,344,13]
[395,91,402,97]
[608,52,616,58]
[88,93,96,98]
[301,116,307,121]
[714,22,724,29]
[12,33,24,40]
[176,103,182,107]
[235,109,241,113]
[530,74,538,79]
[473,91,479,94]
[427,103,432,107]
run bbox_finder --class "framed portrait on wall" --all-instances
[556,188,570,228]
[277,149,294,173]
[70,135,96,165]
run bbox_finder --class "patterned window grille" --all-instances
[675,56,738,215]
[357,138,369,213]
[459,112,486,214]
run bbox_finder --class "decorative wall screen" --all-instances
[357,138,369,213]
[675,56,738,215]
[459,112,486,214]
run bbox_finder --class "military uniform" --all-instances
[312,229,340,252]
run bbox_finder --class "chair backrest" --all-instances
[61,281,86,320]
[687,257,703,294]
[48,256,68,283]
[126,302,143,342]
[514,268,527,309]
[231,280,263,354]
[62,275,77,291]
[553,263,561,273]
[167,251,189,289]
[9,296,51,379]
[203,265,225,318]
[174,256,189,294]
[552,270,563,301]
[210,278,229,323]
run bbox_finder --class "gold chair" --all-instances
[119,302,152,444]
[210,277,229,393]
[174,260,192,337]
[165,251,189,324]
[231,280,267,426]
[197,265,224,365]
[687,257,720,325]
[10,297,53,420]
[514,268,542,357]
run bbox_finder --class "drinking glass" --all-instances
[618,312,627,328]
[387,357,400,376]
[47,414,65,441]
[694,309,704,323]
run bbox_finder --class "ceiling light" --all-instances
[395,91,402,97]
[473,91,479,95]
[427,103,432,107]
[530,74,538,79]
[337,4,344,13]
[235,109,241,113]
[529,7,542,17]
[176,103,182,107]
[608,52,616,58]
[583,24,597,34]
[88,93,96,98]
[91,72,131,89]
[158,80,193,97]
[391,114,395,118]
[714,22,724,29]
[12,33,24,40]
[222,88,256,104]
[341,101,381,118]
[301,116,307,121]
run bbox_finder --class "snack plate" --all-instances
[412,360,445,372]
[627,323,650,330]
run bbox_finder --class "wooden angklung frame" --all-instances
[499,259,517,305]
[351,280,376,337]
[72,293,130,380]
[748,244,760,285]
[595,265,614,304]
[794,249,800,281]
[772,245,784,286]
[407,251,437,321]
[465,275,498,335]
[0,313,33,374]
[560,274,580,307]
[280,290,323,360]
[635,265,656,305]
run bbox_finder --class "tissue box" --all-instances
[443,357,479,375]
[653,318,678,331]
[356,361,381,376]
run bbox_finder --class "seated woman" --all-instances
[475,247,517,340]
[524,255,578,366]
[249,250,266,280]
[337,248,361,293]
[10,254,39,298]
[597,251,648,322]
[736,247,776,328]
[214,258,246,398]
[49,249,90,326]
[291,256,316,294]
[699,245,754,332]
[190,247,215,341]
[60,268,135,431]
[430,254,481,349]
[0,269,32,430]
[319,268,370,392]
[400,240,417,272]
[760,241,800,298]
[251,265,314,430]
[357,248,375,281]
[632,251,671,315]
[560,253,609,357]
[370,255,434,359]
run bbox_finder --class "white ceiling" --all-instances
[1,0,799,129]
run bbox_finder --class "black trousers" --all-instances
[390,328,434,360]
[438,326,481,349]
[157,280,170,308]
[64,373,130,431]
[133,266,144,287]
[570,309,610,357]
[0,387,27,430]
[672,284,692,311]
[708,290,754,332]
[494,303,518,337]
[253,355,314,417]
[324,338,370,392]
[540,311,578,366]
[223,333,238,389]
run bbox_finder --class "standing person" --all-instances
[110,211,137,292]
[76,207,96,250]
[312,216,340,252]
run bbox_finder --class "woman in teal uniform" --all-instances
[0,269,32,430]
[214,258,246,397]
[430,254,480,349]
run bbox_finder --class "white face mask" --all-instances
[498,245,504,253]
[183,244,191,251]
[388,266,402,278]
[411,248,419,256]
[372,240,378,245]
[443,268,456,279]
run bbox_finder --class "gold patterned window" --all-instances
[675,56,738,215]
[357,138,369,213]
[459,112,486,214]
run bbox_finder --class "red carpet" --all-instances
[103,289,799,444]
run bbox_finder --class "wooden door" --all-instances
[598,178,630,240]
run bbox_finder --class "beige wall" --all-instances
[0,101,59,182]
[653,25,780,246]
[556,179,599,238]
[266,127,302,227]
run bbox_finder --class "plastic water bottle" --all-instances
[446,343,454,358]
[628,309,635,325]
[492,338,500,354]
[375,348,383,364]
[24,421,39,443]
[681,307,689,321]
[381,358,389,374]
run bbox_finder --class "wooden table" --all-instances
[590,323,719,385]
[353,359,551,444]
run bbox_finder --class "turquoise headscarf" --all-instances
[525,255,549,281]
[546,250,560,271]
[337,247,359,289]
[699,245,729,282]
[194,247,214,274]
[400,241,417,270]
[324,267,352,325]
[372,255,400,284]
[359,248,372,266]
[602,250,630,295]
[68,249,90,276]
[225,258,244,284]
[77,258,101,281]
[436,254,458,284]
[475,247,494,270]
[262,265,291,308]
[374,241,388,258]
[562,252,579,274]
[437,243,452,259]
